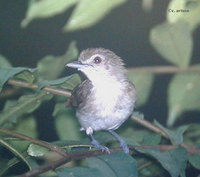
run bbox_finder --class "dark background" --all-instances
[0,0,200,140]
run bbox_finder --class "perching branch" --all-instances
[130,115,168,139]
[19,144,200,177]
[7,79,71,97]
[5,65,200,96]
[129,65,200,74]
[6,78,200,155]
[0,128,67,157]
[3,71,200,176]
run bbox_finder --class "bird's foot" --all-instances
[119,139,129,154]
[108,130,129,154]
[91,139,110,153]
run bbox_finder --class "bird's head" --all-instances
[66,48,127,81]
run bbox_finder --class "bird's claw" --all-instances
[120,142,129,154]
[91,139,110,153]
[108,130,130,154]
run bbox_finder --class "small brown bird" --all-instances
[66,48,136,153]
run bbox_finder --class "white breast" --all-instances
[92,75,123,116]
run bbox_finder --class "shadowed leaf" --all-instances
[9,116,38,152]
[14,71,35,83]
[0,92,52,126]
[189,154,200,170]
[0,139,32,172]
[60,74,81,91]
[38,76,73,90]
[128,71,154,107]
[142,133,161,145]
[37,41,78,80]
[56,167,102,177]
[21,0,79,27]
[167,73,200,126]
[154,120,188,145]
[0,67,36,92]
[0,157,19,176]
[87,151,138,177]
[150,21,193,67]
[54,104,82,140]
[136,147,187,177]
[0,55,12,68]
[64,0,127,31]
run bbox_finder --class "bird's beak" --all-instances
[65,61,85,69]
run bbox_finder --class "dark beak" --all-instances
[65,61,85,69]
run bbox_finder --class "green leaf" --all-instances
[56,167,102,177]
[87,152,138,177]
[136,147,187,177]
[168,147,188,177]
[14,71,35,83]
[21,0,79,27]
[61,74,81,91]
[121,128,149,145]
[184,124,200,144]
[27,144,49,157]
[0,153,39,177]
[128,71,154,107]
[64,0,127,31]
[0,92,53,126]
[0,138,32,171]
[0,157,20,176]
[54,104,82,140]
[189,154,200,170]
[150,21,193,68]
[38,76,73,90]
[167,0,200,31]
[0,55,12,68]
[37,41,78,80]
[167,73,200,126]
[9,116,38,152]
[154,120,188,145]
[142,133,161,145]
[0,67,36,92]
[87,131,115,146]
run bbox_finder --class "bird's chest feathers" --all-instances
[91,76,123,114]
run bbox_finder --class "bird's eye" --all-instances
[93,56,102,64]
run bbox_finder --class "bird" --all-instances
[66,48,137,153]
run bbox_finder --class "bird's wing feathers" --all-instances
[69,79,92,108]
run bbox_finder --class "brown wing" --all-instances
[67,79,92,108]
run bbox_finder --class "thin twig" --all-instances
[6,79,200,155]
[130,116,200,155]
[138,161,152,170]
[7,79,71,97]
[19,144,200,177]
[5,65,200,96]
[19,148,121,177]
[0,88,20,98]
[131,115,168,139]
[129,65,200,74]
[0,128,67,157]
